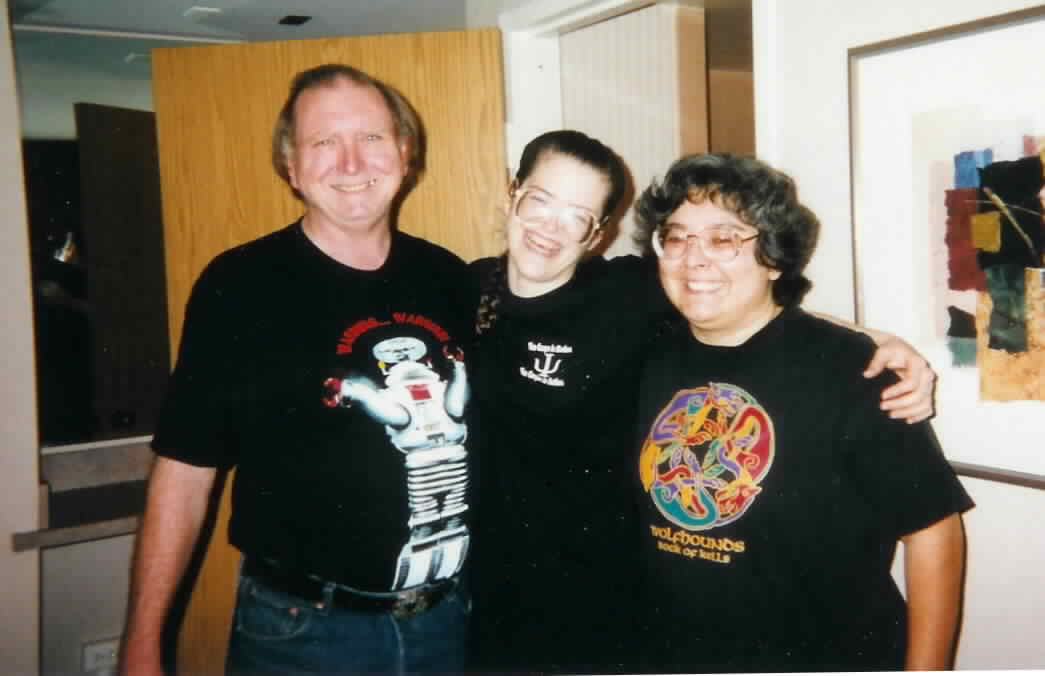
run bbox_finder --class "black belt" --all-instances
[241,557,456,619]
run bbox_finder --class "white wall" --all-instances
[957,477,1045,669]
[42,535,135,674]
[15,58,153,139]
[560,3,688,257]
[752,0,1044,320]
[0,1,41,672]
[753,0,1045,668]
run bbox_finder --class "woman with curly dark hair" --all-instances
[631,153,972,672]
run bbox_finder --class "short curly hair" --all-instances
[634,153,819,307]
[271,64,424,199]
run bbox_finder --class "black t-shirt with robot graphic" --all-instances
[152,222,477,592]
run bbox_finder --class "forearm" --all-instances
[902,513,966,670]
[120,457,218,676]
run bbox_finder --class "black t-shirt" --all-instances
[468,254,671,673]
[152,222,477,592]
[633,307,974,673]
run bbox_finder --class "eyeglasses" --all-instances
[512,188,601,242]
[653,225,759,261]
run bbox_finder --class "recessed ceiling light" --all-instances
[184,6,222,17]
[278,15,312,26]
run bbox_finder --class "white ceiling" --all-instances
[9,0,751,135]
[9,0,475,41]
[9,0,751,70]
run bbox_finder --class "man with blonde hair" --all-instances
[120,64,476,675]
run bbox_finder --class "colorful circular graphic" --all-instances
[639,382,774,531]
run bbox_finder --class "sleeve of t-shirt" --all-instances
[641,255,673,317]
[605,253,674,318]
[151,254,241,469]
[838,334,974,539]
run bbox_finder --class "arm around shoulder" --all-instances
[119,456,218,676]
[810,310,937,423]
[902,512,966,670]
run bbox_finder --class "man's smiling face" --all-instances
[287,77,408,235]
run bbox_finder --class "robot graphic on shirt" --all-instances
[322,336,470,590]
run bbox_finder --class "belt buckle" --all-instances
[391,587,428,619]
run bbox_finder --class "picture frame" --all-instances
[848,5,1045,483]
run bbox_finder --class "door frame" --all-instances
[0,4,41,671]
[498,0,651,168]
[1,21,236,672]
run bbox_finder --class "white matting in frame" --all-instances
[849,7,1045,478]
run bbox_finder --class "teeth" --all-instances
[333,178,377,193]
[525,232,559,256]
[686,281,722,292]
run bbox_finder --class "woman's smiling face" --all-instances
[506,151,608,298]
[657,198,782,346]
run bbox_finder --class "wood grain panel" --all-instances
[75,104,170,441]
[151,29,505,674]
[676,6,709,156]
[708,69,755,155]
[153,29,506,350]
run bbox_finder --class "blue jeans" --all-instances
[225,572,470,674]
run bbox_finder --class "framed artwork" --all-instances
[848,6,1045,481]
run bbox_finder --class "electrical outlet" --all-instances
[81,637,120,674]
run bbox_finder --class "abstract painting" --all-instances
[849,7,1045,477]
[938,140,1044,400]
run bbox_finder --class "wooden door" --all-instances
[75,103,170,441]
[151,29,506,674]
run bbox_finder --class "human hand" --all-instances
[863,336,936,423]
[443,344,465,362]
[322,377,344,407]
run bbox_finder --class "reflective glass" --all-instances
[655,226,758,261]
[514,190,598,242]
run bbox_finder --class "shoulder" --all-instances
[581,253,653,281]
[469,255,503,293]
[202,223,298,275]
[396,230,467,273]
[573,253,659,301]
[788,309,878,358]
[393,233,477,314]
[594,253,671,318]
[780,310,908,412]
[190,223,298,298]
[761,309,884,391]
[470,255,499,277]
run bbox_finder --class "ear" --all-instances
[286,150,300,190]
[505,178,519,213]
[398,139,411,177]
[769,268,782,281]
[585,227,605,252]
